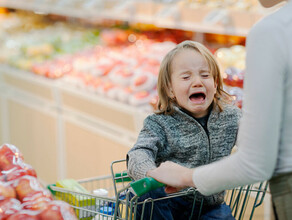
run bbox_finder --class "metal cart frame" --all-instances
[48,159,268,220]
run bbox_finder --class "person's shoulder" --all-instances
[250,2,290,37]
[146,112,168,120]
[144,113,159,123]
[220,104,242,118]
[144,112,173,124]
[268,1,292,24]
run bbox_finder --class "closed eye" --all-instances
[201,72,211,78]
[200,69,211,77]
[181,73,191,80]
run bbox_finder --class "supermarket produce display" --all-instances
[216,45,246,108]
[0,143,78,219]
[0,0,268,36]
[0,10,246,110]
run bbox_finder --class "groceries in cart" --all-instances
[0,143,78,219]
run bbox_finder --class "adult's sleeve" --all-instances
[193,19,287,195]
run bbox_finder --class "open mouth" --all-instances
[189,92,206,102]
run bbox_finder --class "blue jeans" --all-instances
[131,187,235,220]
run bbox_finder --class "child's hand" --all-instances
[147,161,195,190]
[164,186,181,194]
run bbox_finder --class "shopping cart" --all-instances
[48,159,269,220]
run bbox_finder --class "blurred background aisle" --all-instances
[0,1,283,219]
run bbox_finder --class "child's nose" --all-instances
[192,76,203,87]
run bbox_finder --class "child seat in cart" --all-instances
[48,159,269,220]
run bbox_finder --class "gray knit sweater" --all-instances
[127,104,241,206]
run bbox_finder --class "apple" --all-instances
[0,198,22,219]
[0,181,16,201]
[0,171,5,182]
[6,209,40,220]
[39,200,78,220]
[3,162,37,182]
[134,75,148,87]
[0,144,24,171]
[14,176,52,202]
[21,193,52,211]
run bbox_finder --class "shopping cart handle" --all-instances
[114,172,132,183]
[47,184,56,196]
[130,177,165,197]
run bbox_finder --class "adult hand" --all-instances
[147,161,195,193]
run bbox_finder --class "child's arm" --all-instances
[127,116,166,181]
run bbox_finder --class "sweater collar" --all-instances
[173,104,220,124]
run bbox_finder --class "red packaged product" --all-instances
[0,181,16,201]
[21,193,52,211]
[7,209,40,220]
[38,200,78,220]
[13,176,52,202]
[0,171,5,182]
[3,162,37,182]
[0,198,22,219]
[0,144,24,171]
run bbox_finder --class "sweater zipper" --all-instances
[206,129,211,163]
[201,125,211,162]
[197,121,211,163]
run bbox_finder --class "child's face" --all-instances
[170,49,217,118]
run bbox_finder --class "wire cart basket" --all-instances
[48,159,269,220]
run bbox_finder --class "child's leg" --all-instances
[200,203,235,220]
[131,187,174,220]
[169,196,202,220]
